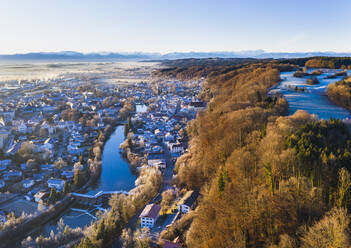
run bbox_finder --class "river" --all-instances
[88,125,136,194]
[270,69,351,119]
[39,104,147,236]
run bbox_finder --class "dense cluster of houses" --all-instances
[0,76,151,209]
[130,81,205,248]
[130,81,205,172]
[0,74,204,248]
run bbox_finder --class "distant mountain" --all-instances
[254,51,351,59]
[159,50,266,59]
[160,51,351,59]
[0,50,351,61]
[0,51,150,60]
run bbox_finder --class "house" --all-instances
[189,101,206,111]
[140,203,161,228]
[147,159,166,169]
[47,178,65,192]
[68,142,81,155]
[164,133,175,142]
[17,122,27,134]
[40,164,55,171]
[34,191,48,202]
[3,170,23,181]
[177,191,199,213]
[22,179,34,189]
[169,143,184,154]
[61,170,74,181]
[33,173,44,182]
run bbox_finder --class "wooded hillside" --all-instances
[165,60,351,247]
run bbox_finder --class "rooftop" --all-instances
[178,190,199,207]
[140,203,161,219]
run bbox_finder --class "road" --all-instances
[112,148,176,247]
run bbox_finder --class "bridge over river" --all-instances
[72,190,129,206]
[39,105,146,236]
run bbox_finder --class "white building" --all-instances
[17,122,27,134]
[22,179,34,189]
[47,178,65,192]
[33,173,44,182]
[34,191,47,202]
[140,203,161,228]
[40,164,55,171]
[164,133,175,142]
[177,191,199,214]
[4,170,23,181]
[169,143,184,154]
[147,159,166,169]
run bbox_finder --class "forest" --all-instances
[155,59,351,248]
[152,58,296,81]
[327,77,351,110]
[276,57,351,69]
[304,57,351,69]
[153,56,351,82]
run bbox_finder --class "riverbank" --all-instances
[269,69,351,119]
[118,104,148,171]
[29,105,146,244]
[0,195,73,248]
[327,75,351,110]
[87,125,137,194]
[7,110,137,247]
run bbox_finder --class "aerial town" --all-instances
[0,64,204,247]
[3,1,351,248]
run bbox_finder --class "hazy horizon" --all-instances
[1,49,351,56]
[1,0,351,54]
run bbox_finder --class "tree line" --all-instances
[327,77,351,110]
[169,60,351,247]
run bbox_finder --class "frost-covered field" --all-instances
[0,60,159,83]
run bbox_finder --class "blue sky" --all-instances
[0,0,350,54]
